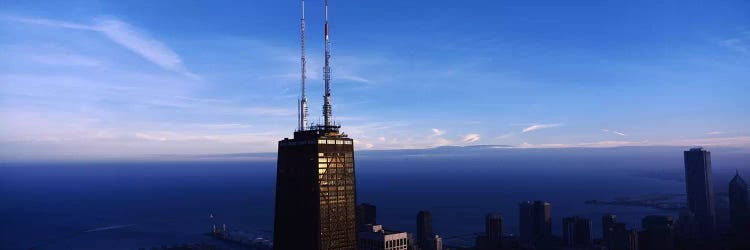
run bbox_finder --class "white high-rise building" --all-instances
[359,224,409,250]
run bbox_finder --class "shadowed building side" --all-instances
[477,213,503,250]
[274,133,321,249]
[519,201,551,244]
[729,171,750,239]
[683,148,717,239]
[417,210,433,248]
[357,203,377,230]
[602,214,617,246]
[562,216,592,247]
[640,215,674,250]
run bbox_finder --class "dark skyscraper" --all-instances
[485,213,503,242]
[356,203,377,229]
[273,1,358,249]
[477,213,503,250]
[562,216,592,247]
[519,201,551,243]
[729,171,749,236]
[273,120,357,250]
[417,210,433,248]
[640,216,674,250]
[608,223,639,250]
[602,214,617,245]
[683,147,717,238]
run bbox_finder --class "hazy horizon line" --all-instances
[2,144,748,164]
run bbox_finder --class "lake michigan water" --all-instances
[1,146,747,249]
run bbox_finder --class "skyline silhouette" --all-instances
[0,1,749,250]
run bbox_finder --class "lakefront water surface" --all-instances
[1,146,747,249]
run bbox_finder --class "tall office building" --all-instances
[416,210,433,249]
[485,213,502,247]
[640,216,674,250]
[359,224,409,250]
[273,1,358,249]
[519,201,551,243]
[602,214,617,245]
[674,210,697,240]
[683,147,717,238]
[477,213,503,250]
[608,223,639,250]
[729,171,750,236]
[562,216,592,247]
[357,203,377,230]
[428,235,443,250]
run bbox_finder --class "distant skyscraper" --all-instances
[519,201,551,243]
[729,171,750,236]
[602,214,617,245]
[562,216,592,247]
[608,223,639,250]
[427,235,443,250]
[359,224,409,250]
[406,233,420,250]
[357,203,377,229]
[640,216,674,250]
[683,147,717,238]
[477,213,503,250]
[486,213,503,241]
[416,210,433,249]
[273,1,358,249]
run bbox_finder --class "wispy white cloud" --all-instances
[4,16,95,30]
[345,125,455,150]
[135,132,167,141]
[602,129,626,136]
[521,123,561,133]
[720,31,750,54]
[94,18,196,78]
[259,51,373,84]
[516,136,750,149]
[495,133,513,139]
[519,142,571,148]
[462,133,481,143]
[431,128,445,136]
[669,136,750,147]
[707,131,725,135]
[338,74,372,84]
[7,16,196,78]
[0,109,284,160]
[519,140,639,148]
[577,140,638,147]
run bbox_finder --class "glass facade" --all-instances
[319,139,356,250]
[274,128,357,250]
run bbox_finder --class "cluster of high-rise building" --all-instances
[355,205,439,250]
[271,2,748,250]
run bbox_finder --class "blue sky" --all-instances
[0,0,748,160]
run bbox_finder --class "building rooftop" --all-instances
[362,224,407,236]
[731,170,747,187]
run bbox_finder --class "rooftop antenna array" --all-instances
[322,0,333,127]
[298,0,309,131]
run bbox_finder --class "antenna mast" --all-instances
[322,0,333,127]
[298,0,308,131]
